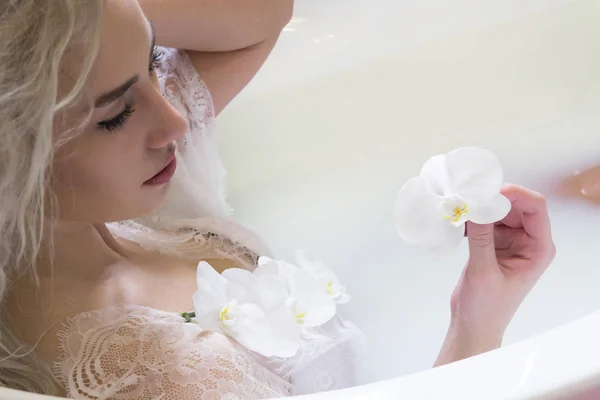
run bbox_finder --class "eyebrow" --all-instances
[93,21,156,108]
[94,75,139,108]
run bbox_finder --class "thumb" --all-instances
[466,221,497,268]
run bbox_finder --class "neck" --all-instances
[38,221,128,279]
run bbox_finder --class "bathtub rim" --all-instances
[0,310,598,399]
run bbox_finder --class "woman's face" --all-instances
[52,0,187,224]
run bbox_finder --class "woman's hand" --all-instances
[435,184,556,366]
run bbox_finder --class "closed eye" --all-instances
[149,47,164,73]
[97,103,136,132]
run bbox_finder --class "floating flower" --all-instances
[393,147,511,253]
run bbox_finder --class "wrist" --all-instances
[434,320,504,367]
[448,313,508,343]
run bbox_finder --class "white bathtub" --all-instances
[218,0,600,398]
[2,0,600,399]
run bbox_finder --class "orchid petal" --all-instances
[196,262,227,298]
[444,147,503,202]
[254,258,298,294]
[290,269,336,327]
[223,267,287,312]
[192,291,222,332]
[233,304,299,358]
[295,251,338,283]
[431,223,466,255]
[254,259,280,276]
[225,303,266,344]
[295,250,350,304]
[393,177,450,247]
[225,280,255,306]
[222,268,256,303]
[254,274,289,312]
[222,267,255,287]
[255,258,296,277]
[468,194,511,224]
[257,256,275,268]
[194,262,228,322]
[265,305,301,357]
[335,292,351,304]
[419,154,451,196]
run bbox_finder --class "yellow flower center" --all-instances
[295,312,307,325]
[444,203,468,223]
[219,305,230,321]
[326,281,334,295]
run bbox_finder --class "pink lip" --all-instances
[144,155,177,186]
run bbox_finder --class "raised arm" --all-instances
[140,0,293,115]
[140,0,293,52]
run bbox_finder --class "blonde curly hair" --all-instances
[0,0,102,393]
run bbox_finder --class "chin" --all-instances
[139,182,172,212]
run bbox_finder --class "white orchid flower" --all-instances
[193,262,299,358]
[222,267,288,313]
[256,257,337,327]
[294,251,350,304]
[393,147,511,253]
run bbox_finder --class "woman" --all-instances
[0,0,555,398]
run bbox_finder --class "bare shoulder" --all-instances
[5,259,146,361]
[6,252,241,364]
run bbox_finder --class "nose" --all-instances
[145,88,187,150]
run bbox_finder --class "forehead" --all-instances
[84,0,151,98]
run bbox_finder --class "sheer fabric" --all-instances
[55,48,364,399]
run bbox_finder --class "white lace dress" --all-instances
[54,48,365,400]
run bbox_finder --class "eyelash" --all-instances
[97,103,136,132]
[150,47,164,73]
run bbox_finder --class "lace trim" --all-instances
[109,220,259,269]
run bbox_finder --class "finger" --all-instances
[467,221,516,245]
[493,225,515,251]
[466,221,497,269]
[496,206,523,229]
[500,184,552,241]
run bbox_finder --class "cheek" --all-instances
[51,142,156,223]
[54,138,136,188]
